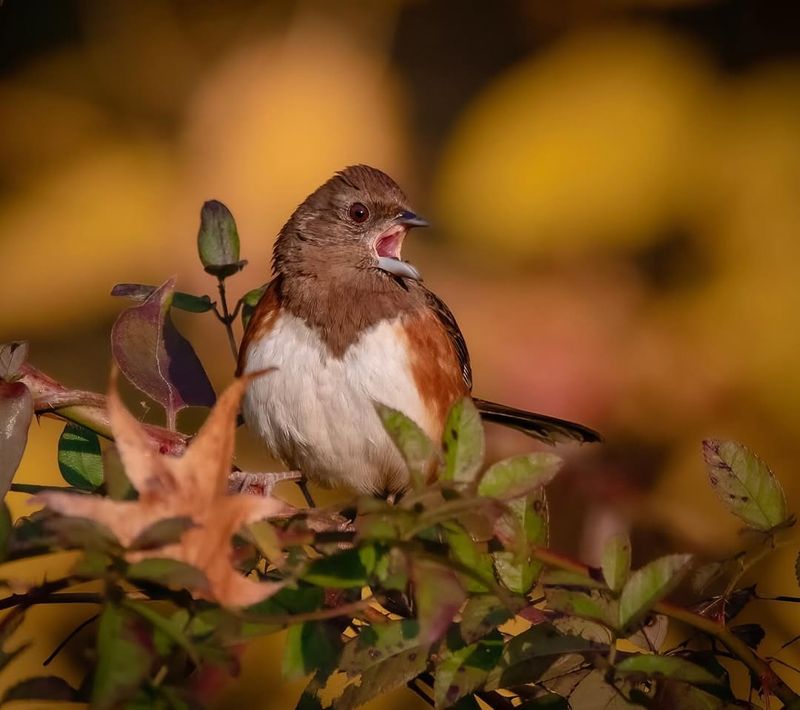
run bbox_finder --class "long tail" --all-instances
[473,398,602,445]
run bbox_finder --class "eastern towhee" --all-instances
[237,165,599,496]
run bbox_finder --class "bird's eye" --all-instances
[348,202,370,223]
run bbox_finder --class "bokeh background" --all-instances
[2,0,800,707]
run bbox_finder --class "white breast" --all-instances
[240,313,431,494]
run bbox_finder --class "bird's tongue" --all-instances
[376,226,404,259]
[375,225,421,280]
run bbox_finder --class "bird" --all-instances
[237,165,600,498]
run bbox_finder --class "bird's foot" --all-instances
[228,470,302,497]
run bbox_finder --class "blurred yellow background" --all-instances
[2,0,800,707]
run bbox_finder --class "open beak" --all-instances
[375,211,428,281]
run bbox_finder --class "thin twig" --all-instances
[0,591,103,612]
[43,613,99,666]
[216,278,239,362]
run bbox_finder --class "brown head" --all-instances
[272,165,427,282]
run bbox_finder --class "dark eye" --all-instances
[348,202,370,223]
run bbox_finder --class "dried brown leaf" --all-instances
[35,372,291,608]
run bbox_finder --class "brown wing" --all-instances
[419,286,473,391]
[236,278,282,376]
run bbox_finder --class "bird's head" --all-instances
[273,165,427,281]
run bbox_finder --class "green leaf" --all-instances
[545,588,619,628]
[103,446,134,501]
[486,623,599,690]
[58,423,104,490]
[337,645,429,710]
[444,523,494,593]
[0,380,33,498]
[0,341,28,381]
[493,489,549,594]
[703,439,789,531]
[412,558,466,643]
[247,584,324,617]
[124,600,199,665]
[339,619,421,674]
[616,654,720,685]
[197,200,247,278]
[478,453,562,500]
[240,285,267,329]
[92,604,155,710]
[372,545,408,591]
[434,630,503,707]
[619,554,692,629]
[459,595,514,644]
[127,557,209,593]
[128,516,195,550]
[601,533,631,593]
[111,284,214,313]
[46,515,121,553]
[374,403,438,489]
[283,621,342,680]
[441,398,485,485]
[303,546,376,588]
[1,675,81,703]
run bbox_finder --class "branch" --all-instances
[530,546,799,707]
[21,362,187,455]
[215,278,239,363]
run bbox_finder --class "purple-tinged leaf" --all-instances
[92,604,155,709]
[197,200,247,278]
[412,558,466,643]
[111,278,216,428]
[111,283,214,313]
[0,380,33,497]
[0,342,28,382]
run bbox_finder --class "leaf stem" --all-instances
[216,278,239,363]
[530,546,799,706]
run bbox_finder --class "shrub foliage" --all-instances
[0,201,798,709]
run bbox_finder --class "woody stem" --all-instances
[216,278,239,362]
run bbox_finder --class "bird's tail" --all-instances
[473,398,602,445]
